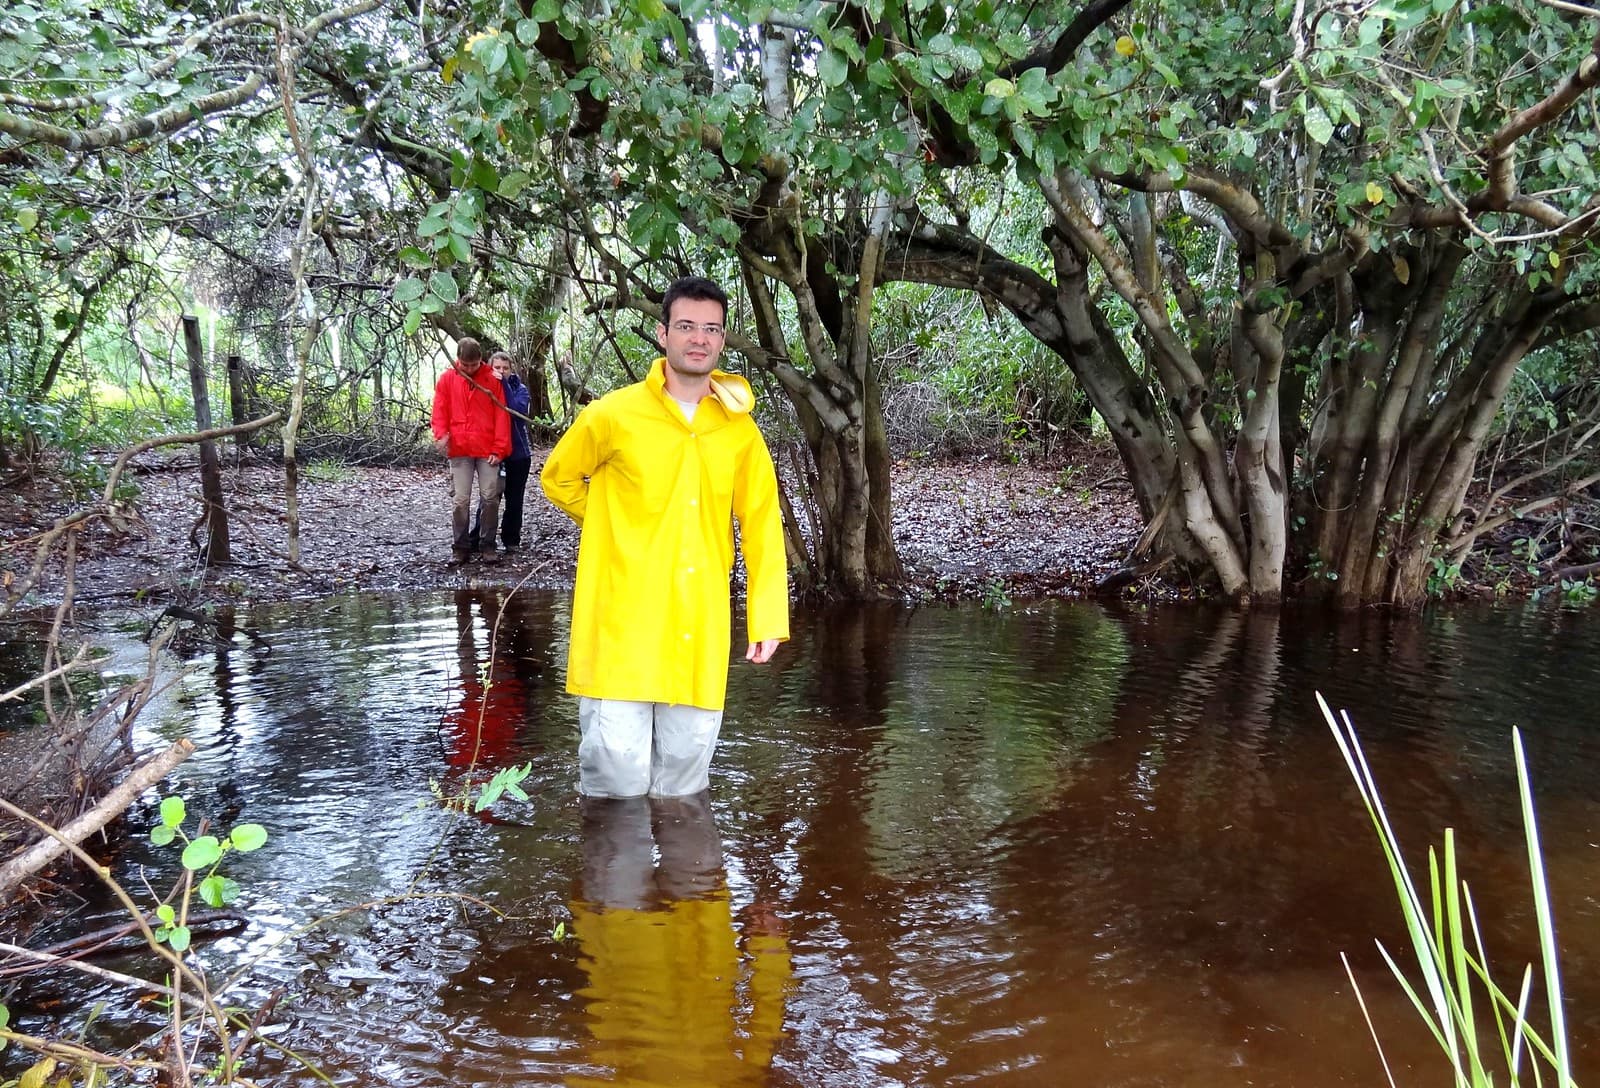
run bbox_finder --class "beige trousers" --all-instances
[577,697,724,798]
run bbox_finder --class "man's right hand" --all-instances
[433,434,450,455]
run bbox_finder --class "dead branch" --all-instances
[103,413,284,506]
[0,415,284,620]
[0,739,196,901]
[0,642,94,703]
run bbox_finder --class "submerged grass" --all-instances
[1318,693,1574,1088]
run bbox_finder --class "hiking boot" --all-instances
[479,549,502,565]
[447,551,471,567]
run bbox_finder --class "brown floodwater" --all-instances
[5,592,1600,1087]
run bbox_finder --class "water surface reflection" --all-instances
[5,595,1598,1088]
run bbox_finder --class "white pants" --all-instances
[577,698,724,798]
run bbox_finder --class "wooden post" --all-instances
[183,316,230,564]
[226,354,249,462]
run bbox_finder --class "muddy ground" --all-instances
[1,442,1148,613]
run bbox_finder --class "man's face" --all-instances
[657,297,726,383]
[492,357,512,381]
[457,355,483,376]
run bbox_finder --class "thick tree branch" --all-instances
[998,0,1137,78]
[0,74,268,151]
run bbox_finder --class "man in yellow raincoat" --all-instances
[540,276,789,797]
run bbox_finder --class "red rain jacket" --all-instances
[431,365,511,459]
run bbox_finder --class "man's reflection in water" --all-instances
[568,794,790,1088]
[444,590,528,773]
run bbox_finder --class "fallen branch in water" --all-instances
[0,739,195,900]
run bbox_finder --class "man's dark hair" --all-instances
[661,277,727,325]
[457,337,483,363]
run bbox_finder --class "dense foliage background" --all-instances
[4,0,1599,601]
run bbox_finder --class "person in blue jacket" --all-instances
[470,350,534,554]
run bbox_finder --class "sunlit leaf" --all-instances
[229,823,267,852]
[160,796,186,828]
[199,874,241,907]
[430,270,461,304]
[18,1056,56,1088]
[181,835,222,871]
[1115,35,1137,57]
[1366,181,1385,204]
[1304,104,1333,146]
[168,926,192,953]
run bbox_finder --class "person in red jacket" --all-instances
[430,337,512,565]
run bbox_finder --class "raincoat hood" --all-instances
[646,357,755,416]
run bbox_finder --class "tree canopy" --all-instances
[4,0,1599,602]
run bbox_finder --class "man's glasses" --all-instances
[667,320,726,339]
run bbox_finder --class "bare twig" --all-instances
[0,643,94,703]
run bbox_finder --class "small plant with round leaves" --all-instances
[148,796,268,951]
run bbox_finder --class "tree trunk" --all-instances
[738,225,902,598]
[183,316,229,565]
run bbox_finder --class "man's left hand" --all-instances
[745,639,780,664]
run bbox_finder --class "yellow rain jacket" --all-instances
[540,358,789,710]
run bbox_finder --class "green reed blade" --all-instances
[1514,728,1572,1088]
[1342,951,1400,1088]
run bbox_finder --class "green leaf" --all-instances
[156,903,176,925]
[229,823,267,852]
[150,825,176,846]
[393,277,426,304]
[168,925,192,953]
[1303,104,1334,146]
[160,796,186,828]
[817,49,848,87]
[430,271,461,304]
[984,76,1016,99]
[399,246,434,269]
[497,170,532,197]
[403,309,424,336]
[198,874,240,907]
[483,37,508,75]
[636,0,666,18]
[418,215,448,237]
[447,232,472,263]
[181,835,222,871]
[0,1000,8,1051]
[16,207,38,232]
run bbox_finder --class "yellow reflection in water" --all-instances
[568,794,790,1087]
